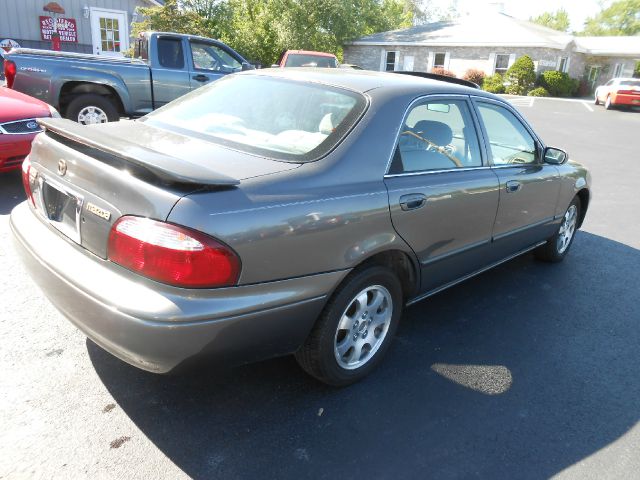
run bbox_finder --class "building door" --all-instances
[90,8,128,56]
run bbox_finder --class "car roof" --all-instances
[242,68,494,99]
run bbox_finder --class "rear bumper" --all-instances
[0,132,35,172]
[11,201,346,373]
[611,93,640,106]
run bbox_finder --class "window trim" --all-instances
[494,53,511,75]
[469,96,545,168]
[382,50,400,71]
[433,52,447,69]
[383,94,488,177]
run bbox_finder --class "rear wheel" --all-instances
[295,265,403,386]
[605,95,613,110]
[65,94,119,124]
[594,93,599,105]
[534,197,581,263]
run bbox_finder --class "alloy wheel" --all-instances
[77,106,109,125]
[557,204,577,254]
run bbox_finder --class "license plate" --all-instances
[39,177,83,243]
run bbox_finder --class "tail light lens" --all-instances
[21,157,36,206]
[4,60,16,89]
[107,216,240,288]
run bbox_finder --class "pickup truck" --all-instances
[272,49,339,68]
[3,32,252,124]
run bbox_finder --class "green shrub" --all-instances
[538,70,578,97]
[432,67,457,78]
[505,55,536,95]
[462,68,485,87]
[527,87,549,97]
[483,73,505,93]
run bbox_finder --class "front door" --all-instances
[90,8,128,56]
[384,97,500,294]
[473,99,561,254]
[187,39,243,90]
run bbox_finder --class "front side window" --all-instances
[191,41,242,72]
[434,52,446,68]
[144,76,367,162]
[476,102,537,166]
[495,54,510,74]
[390,99,482,174]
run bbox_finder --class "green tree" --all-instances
[530,8,570,32]
[580,0,640,36]
[505,55,536,95]
[131,0,210,38]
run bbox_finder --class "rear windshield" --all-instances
[620,80,640,87]
[285,54,338,68]
[143,75,366,162]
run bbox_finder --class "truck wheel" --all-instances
[295,265,403,386]
[66,94,119,124]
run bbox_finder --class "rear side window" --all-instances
[391,99,482,173]
[157,37,184,69]
[476,103,537,166]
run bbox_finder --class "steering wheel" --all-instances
[400,131,462,168]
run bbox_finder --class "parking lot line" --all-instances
[582,102,594,112]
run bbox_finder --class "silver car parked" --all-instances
[11,69,590,385]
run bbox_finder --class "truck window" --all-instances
[190,41,242,72]
[157,37,184,69]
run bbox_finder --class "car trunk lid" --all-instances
[27,119,299,259]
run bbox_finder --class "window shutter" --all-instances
[565,57,571,74]
[394,52,400,71]
[380,49,386,72]
[556,56,562,70]
[488,53,496,74]
[508,54,516,68]
[428,51,434,72]
[444,52,451,70]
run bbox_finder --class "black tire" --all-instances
[534,196,581,263]
[65,94,120,124]
[295,265,403,386]
[594,94,599,105]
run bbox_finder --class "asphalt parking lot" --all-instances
[1,96,639,480]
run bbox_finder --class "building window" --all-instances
[559,57,568,73]
[613,63,624,78]
[434,52,446,68]
[494,54,510,75]
[385,51,398,71]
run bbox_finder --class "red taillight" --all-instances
[4,60,16,89]
[21,157,35,206]
[617,90,639,95]
[107,216,240,288]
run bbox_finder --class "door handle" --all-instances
[192,74,209,82]
[506,180,522,193]
[399,193,427,211]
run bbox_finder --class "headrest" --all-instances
[413,120,453,146]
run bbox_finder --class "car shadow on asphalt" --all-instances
[0,170,25,215]
[88,231,640,480]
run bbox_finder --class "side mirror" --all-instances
[544,147,568,165]
[241,62,254,71]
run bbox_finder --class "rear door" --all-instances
[384,96,500,294]
[187,40,243,90]
[151,35,191,107]
[472,98,561,253]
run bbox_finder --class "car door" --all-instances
[472,98,561,254]
[188,40,243,90]
[384,96,500,294]
[151,36,191,108]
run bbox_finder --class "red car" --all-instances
[273,50,339,68]
[594,77,640,110]
[0,86,59,172]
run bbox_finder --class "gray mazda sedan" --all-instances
[11,69,590,385]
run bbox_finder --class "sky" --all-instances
[429,0,604,32]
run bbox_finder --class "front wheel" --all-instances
[65,94,120,124]
[534,197,581,263]
[594,93,600,105]
[295,265,403,386]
